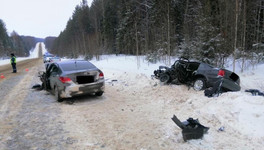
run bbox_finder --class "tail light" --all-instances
[218,69,225,77]
[99,72,104,79]
[59,76,71,83]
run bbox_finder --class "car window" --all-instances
[187,63,200,71]
[50,65,60,73]
[199,63,213,70]
[60,61,96,71]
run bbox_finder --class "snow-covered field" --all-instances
[1,42,264,149]
[90,55,264,131]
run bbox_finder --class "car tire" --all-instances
[193,78,206,91]
[160,73,170,83]
[54,86,63,102]
[95,91,104,96]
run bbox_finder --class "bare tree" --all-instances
[233,0,239,72]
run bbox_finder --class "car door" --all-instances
[49,64,61,91]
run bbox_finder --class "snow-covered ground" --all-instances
[0,42,47,66]
[1,43,264,148]
[90,55,264,129]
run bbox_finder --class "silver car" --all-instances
[41,60,105,102]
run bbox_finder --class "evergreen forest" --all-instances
[50,0,264,71]
[1,0,264,71]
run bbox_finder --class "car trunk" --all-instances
[223,69,240,84]
[64,70,100,84]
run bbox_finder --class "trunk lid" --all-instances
[223,69,240,84]
[62,69,101,84]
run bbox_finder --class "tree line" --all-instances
[49,0,264,71]
[0,19,42,58]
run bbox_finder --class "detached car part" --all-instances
[171,115,209,141]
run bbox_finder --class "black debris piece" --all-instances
[245,89,264,96]
[204,79,223,97]
[32,84,43,90]
[171,115,209,141]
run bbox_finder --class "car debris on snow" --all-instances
[171,115,209,141]
[218,126,225,132]
[204,79,223,97]
[245,89,264,96]
[31,84,43,91]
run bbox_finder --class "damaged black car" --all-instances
[154,57,241,92]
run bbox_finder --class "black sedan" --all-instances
[154,58,241,92]
[40,60,105,102]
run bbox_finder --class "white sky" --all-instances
[0,0,93,38]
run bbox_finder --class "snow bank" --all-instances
[0,42,43,66]
[90,55,173,77]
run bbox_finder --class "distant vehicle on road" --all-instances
[43,54,54,63]
[49,56,61,63]
[39,60,105,102]
[154,57,241,92]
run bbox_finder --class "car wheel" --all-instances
[160,73,170,83]
[54,86,63,102]
[193,78,206,91]
[95,91,104,96]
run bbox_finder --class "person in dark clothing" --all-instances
[10,53,17,73]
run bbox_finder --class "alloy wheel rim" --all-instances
[194,80,203,91]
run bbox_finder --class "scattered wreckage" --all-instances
[154,57,241,93]
[171,115,209,141]
[245,89,264,96]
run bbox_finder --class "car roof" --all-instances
[55,60,97,71]
[51,56,60,59]
[56,60,87,64]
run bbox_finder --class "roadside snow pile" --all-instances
[90,55,173,77]
[0,57,29,66]
[0,42,43,66]
[29,43,39,58]
[40,43,48,55]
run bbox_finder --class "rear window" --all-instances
[59,61,96,71]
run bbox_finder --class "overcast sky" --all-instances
[0,0,93,38]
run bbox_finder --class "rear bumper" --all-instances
[60,80,105,98]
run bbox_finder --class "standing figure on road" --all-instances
[10,53,17,73]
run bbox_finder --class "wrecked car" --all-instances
[39,60,105,102]
[154,57,241,91]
